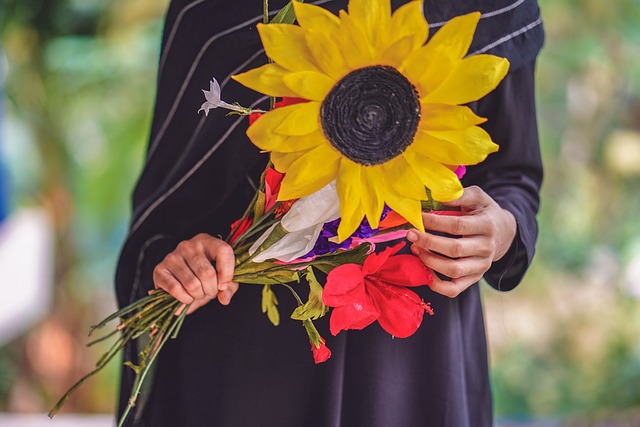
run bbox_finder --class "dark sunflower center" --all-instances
[320,65,421,166]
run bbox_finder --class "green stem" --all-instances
[117,305,189,427]
[282,283,304,306]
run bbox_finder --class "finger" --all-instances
[183,252,219,298]
[411,247,491,280]
[408,231,492,259]
[202,239,236,288]
[218,282,239,306]
[174,303,189,316]
[163,253,207,300]
[422,211,486,236]
[442,185,489,209]
[153,266,195,305]
[428,274,480,298]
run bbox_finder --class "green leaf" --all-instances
[270,0,305,25]
[250,223,288,259]
[312,243,373,275]
[261,285,280,326]
[422,188,461,212]
[303,319,322,348]
[124,361,143,375]
[291,267,328,321]
[253,191,266,220]
[237,269,300,285]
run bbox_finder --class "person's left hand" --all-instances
[406,186,517,298]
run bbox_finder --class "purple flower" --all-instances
[304,206,391,257]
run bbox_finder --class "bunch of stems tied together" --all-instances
[49,2,314,426]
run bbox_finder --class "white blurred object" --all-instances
[0,209,54,345]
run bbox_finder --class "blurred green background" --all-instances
[0,0,639,424]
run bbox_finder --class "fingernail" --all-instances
[219,283,228,291]
[411,245,420,255]
[406,231,418,242]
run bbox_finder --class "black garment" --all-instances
[115,1,544,426]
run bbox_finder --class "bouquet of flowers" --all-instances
[50,0,508,425]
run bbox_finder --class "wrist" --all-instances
[494,208,517,262]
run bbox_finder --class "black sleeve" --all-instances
[463,59,543,292]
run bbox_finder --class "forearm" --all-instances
[464,59,543,291]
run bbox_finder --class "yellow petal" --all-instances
[293,1,340,34]
[403,149,463,202]
[401,46,453,97]
[421,104,486,130]
[389,0,428,49]
[271,150,307,173]
[360,166,385,229]
[305,29,349,80]
[336,158,366,242]
[336,10,375,69]
[283,71,335,101]
[382,189,424,232]
[380,36,417,68]
[274,101,321,136]
[277,144,340,200]
[232,63,299,98]
[423,55,510,105]
[257,23,320,73]
[275,129,326,153]
[411,127,497,165]
[424,12,480,63]
[348,0,391,50]
[246,108,290,151]
[382,156,427,201]
[401,12,481,96]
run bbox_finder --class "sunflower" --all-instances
[233,0,508,242]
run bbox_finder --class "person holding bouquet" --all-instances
[115,0,544,426]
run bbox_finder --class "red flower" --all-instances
[265,167,284,212]
[229,216,253,245]
[322,242,434,338]
[249,97,307,126]
[310,338,331,364]
[249,112,262,125]
[274,97,307,108]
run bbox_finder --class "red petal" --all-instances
[362,242,406,276]
[265,168,284,211]
[229,216,253,245]
[375,254,433,287]
[311,339,332,364]
[366,279,425,338]
[328,302,379,336]
[249,112,263,126]
[322,264,365,307]
[274,97,308,108]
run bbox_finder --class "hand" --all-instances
[406,186,517,298]
[153,233,239,314]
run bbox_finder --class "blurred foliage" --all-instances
[0,0,169,413]
[0,0,639,423]
[485,0,640,424]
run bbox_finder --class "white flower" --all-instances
[198,78,245,116]
[250,182,341,262]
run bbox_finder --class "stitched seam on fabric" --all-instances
[139,48,267,210]
[470,16,543,55]
[131,96,269,235]
[429,0,528,28]
[147,0,336,160]
[129,233,171,304]
[246,174,258,192]
[158,0,206,78]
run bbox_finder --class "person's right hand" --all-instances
[153,233,239,315]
